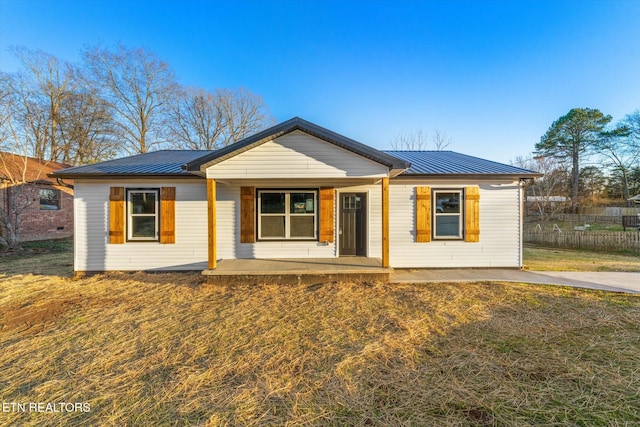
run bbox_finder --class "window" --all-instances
[127,189,159,241]
[258,190,317,239]
[39,188,60,210]
[433,190,462,239]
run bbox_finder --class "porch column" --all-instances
[207,178,217,270]
[382,177,390,268]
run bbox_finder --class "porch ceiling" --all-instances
[211,177,383,187]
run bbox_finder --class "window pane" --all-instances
[343,196,356,210]
[435,192,460,213]
[131,192,156,214]
[131,216,156,238]
[261,216,285,238]
[435,216,460,237]
[290,216,314,238]
[290,192,315,213]
[261,193,285,214]
[39,189,60,210]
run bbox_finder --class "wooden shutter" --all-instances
[319,187,335,243]
[240,187,255,243]
[465,186,480,242]
[160,187,176,244]
[109,187,125,244]
[415,186,431,242]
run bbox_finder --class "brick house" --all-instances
[0,152,73,243]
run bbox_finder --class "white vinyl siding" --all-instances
[74,179,207,271]
[206,131,389,179]
[73,177,522,270]
[389,179,522,268]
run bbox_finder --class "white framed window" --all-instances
[127,189,159,241]
[433,189,462,239]
[258,190,317,240]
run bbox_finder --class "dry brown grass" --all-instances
[1,270,639,426]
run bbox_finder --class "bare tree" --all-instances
[167,87,223,150]
[168,86,273,150]
[391,129,429,150]
[58,88,119,165]
[595,111,640,203]
[10,47,76,162]
[0,92,48,248]
[391,129,453,150]
[1,71,48,160]
[3,48,117,165]
[216,88,273,147]
[82,44,178,154]
[513,155,569,224]
[431,129,452,150]
[0,154,46,248]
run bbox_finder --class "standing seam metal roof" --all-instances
[385,150,539,176]
[50,143,539,178]
[49,150,212,177]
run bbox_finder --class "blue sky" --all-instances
[1,0,639,163]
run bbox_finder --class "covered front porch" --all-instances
[187,118,412,276]
[203,257,392,284]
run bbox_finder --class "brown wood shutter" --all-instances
[109,187,125,244]
[240,187,255,243]
[415,186,431,242]
[319,187,335,243]
[160,187,176,244]
[465,186,480,242]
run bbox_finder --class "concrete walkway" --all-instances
[390,269,640,294]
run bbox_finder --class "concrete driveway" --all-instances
[390,269,640,294]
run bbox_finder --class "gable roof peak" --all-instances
[185,117,410,172]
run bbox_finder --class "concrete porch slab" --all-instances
[203,258,392,285]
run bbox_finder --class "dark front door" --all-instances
[339,193,367,256]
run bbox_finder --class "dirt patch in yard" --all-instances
[0,297,82,332]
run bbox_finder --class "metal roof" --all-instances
[185,117,411,173]
[50,141,540,179]
[49,150,212,178]
[385,151,540,176]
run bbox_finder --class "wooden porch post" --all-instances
[382,177,390,268]
[207,178,217,269]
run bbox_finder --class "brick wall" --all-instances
[1,183,73,242]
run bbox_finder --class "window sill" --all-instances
[256,239,319,242]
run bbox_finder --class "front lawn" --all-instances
[524,245,640,272]
[1,270,639,426]
[0,237,73,277]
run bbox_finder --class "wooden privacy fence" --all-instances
[577,207,640,216]
[524,230,640,253]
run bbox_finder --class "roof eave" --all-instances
[393,172,544,179]
[48,172,204,179]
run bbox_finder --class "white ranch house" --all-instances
[51,117,540,274]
